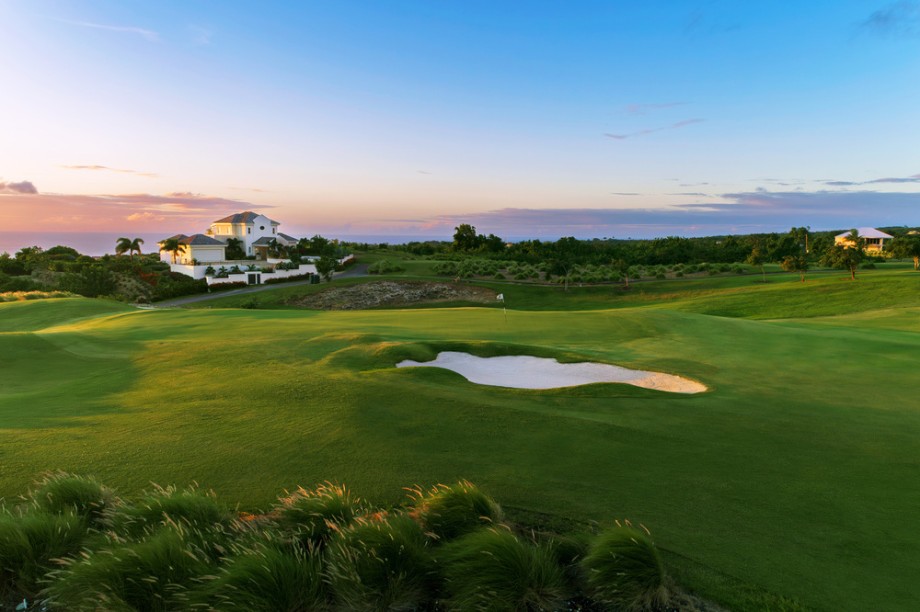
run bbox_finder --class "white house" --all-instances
[834,228,893,253]
[206,211,298,257]
[158,211,317,286]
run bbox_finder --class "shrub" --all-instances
[655,272,666,280]
[0,511,88,599]
[409,481,502,542]
[45,527,210,610]
[439,527,567,611]
[326,513,435,610]
[30,472,114,526]
[581,524,669,610]
[111,484,228,537]
[861,262,876,269]
[198,541,325,611]
[368,260,405,274]
[273,482,361,547]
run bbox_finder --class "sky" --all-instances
[1,0,919,243]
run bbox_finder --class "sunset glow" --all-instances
[2,1,919,244]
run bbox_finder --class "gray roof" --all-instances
[251,236,275,246]
[278,232,298,243]
[160,234,189,243]
[182,234,225,246]
[213,211,277,225]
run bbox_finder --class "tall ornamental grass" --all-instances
[438,526,567,611]
[581,523,670,611]
[408,481,503,542]
[325,513,436,610]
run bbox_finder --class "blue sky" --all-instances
[1,1,919,240]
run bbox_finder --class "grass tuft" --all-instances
[325,513,435,610]
[198,539,326,611]
[438,526,568,611]
[582,524,670,611]
[272,481,361,547]
[111,483,229,537]
[408,480,503,542]
[30,471,115,525]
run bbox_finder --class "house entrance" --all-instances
[247,273,261,285]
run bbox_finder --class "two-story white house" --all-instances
[157,211,314,285]
[206,211,298,257]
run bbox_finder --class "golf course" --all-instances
[2,265,918,610]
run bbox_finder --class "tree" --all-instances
[746,246,767,283]
[225,237,246,260]
[888,234,920,270]
[611,259,631,289]
[159,238,186,264]
[789,227,810,256]
[452,224,479,252]
[315,255,337,282]
[781,255,809,282]
[115,237,132,257]
[116,237,145,257]
[822,231,864,280]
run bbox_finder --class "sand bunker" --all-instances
[397,351,706,394]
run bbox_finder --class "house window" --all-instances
[247,228,251,234]
[260,225,265,230]
[272,228,276,234]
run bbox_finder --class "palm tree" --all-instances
[159,238,186,264]
[128,237,144,257]
[115,237,132,257]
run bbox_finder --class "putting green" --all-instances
[1,281,919,611]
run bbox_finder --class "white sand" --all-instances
[396,351,707,394]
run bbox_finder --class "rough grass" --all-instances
[2,271,920,610]
[582,524,669,610]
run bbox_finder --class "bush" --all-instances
[111,484,228,537]
[581,524,669,610]
[326,513,435,610]
[45,527,210,610]
[198,541,325,611]
[0,511,88,599]
[409,481,503,542]
[438,527,567,611]
[368,260,405,274]
[30,472,114,525]
[273,482,361,547]
[861,262,876,269]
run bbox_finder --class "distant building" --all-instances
[157,211,314,285]
[834,228,893,253]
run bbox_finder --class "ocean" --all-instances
[0,232,455,257]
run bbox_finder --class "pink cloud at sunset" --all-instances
[0,190,270,232]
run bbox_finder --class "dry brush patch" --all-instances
[283,280,498,310]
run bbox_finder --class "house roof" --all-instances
[159,234,189,243]
[181,234,225,246]
[278,232,298,243]
[213,211,278,225]
[251,236,275,246]
[836,228,893,239]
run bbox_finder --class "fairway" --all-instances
[2,271,919,610]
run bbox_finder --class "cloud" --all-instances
[61,20,159,42]
[0,180,38,194]
[605,118,705,140]
[228,186,272,193]
[860,2,920,38]
[610,192,640,196]
[822,173,920,186]
[389,189,920,239]
[623,102,686,115]
[62,165,158,178]
[1,191,272,231]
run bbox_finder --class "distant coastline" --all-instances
[0,232,455,257]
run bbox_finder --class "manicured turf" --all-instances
[2,270,919,610]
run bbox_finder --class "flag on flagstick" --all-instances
[497,293,506,322]
[496,293,504,301]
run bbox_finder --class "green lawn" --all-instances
[2,270,919,610]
